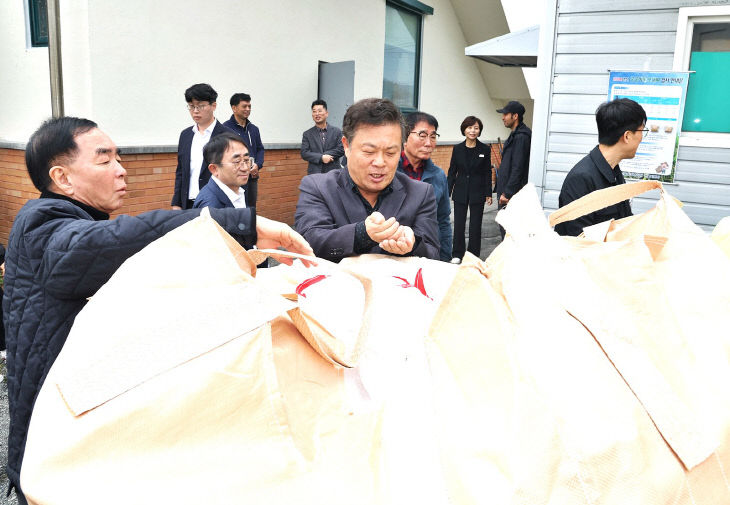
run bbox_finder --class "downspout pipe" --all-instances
[47,0,64,118]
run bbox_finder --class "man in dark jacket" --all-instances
[171,83,233,210]
[300,99,345,174]
[194,132,252,209]
[3,117,313,504]
[223,93,265,206]
[555,98,646,236]
[397,111,452,262]
[295,98,439,262]
[494,101,531,239]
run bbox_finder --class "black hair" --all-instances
[460,116,483,136]
[230,93,252,106]
[184,83,218,104]
[203,132,249,166]
[596,98,647,146]
[342,98,404,143]
[404,111,438,133]
[25,116,98,191]
[311,99,328,110]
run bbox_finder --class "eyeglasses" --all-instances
[187,103,211,112]
[634,128,650,135]
[410,130,440,141]
[222,156,252,168]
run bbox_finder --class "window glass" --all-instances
[682,22,730,133]
[28,0,49,47]
[383,3,421,110]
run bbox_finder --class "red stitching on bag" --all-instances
[295,274,330,298]
[392,268,432,300]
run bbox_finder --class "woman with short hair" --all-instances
[447,116,493,263]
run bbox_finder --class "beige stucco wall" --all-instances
[2,0,514,146]
[60,0,383,145]
[0,2,52,144]
[420,0,503,141]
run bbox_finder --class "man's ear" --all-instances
[208,163,219,177]
[48,165,74,196]
[341,136,350,158]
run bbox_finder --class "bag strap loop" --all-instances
[549,180,663,227]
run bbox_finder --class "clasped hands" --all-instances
[365,211,415,255]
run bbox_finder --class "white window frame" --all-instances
[673,6,730,149]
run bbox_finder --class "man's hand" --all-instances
[321,154,334,164]
[171,205,182,210]
[499,194,509,206]
[250,163,259,178]
[486,196,493,206]
[365,212,400,243]
[380,225,415,255]
[255,216,315,266]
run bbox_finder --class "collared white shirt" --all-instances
[211,175,247,208]
[188,118,217,200]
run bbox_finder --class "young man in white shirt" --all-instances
[171,83,233,209]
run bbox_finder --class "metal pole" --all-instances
[47,0,64,118]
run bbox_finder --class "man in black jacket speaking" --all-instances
[2,117,313,504]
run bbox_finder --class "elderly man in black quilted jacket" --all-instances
[2,117,313,504]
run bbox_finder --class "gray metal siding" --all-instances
[559,0,722,13]
[541,1,730,229]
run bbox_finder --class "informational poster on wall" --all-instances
[607,71,690,183]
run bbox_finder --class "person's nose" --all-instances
[116,160,127,177]
[372,151,386,167]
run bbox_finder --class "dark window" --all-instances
[383,2,422,111]
[29,0,49,48]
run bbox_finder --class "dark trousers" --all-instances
[498,202,507,240]
[245,177,258,207]
[452,200,485,259]
[14,487,29,505]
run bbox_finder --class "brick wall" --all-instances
[430,143,502,179]
[0,149,39,247]
[0,144,471,246]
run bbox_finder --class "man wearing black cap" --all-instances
[495,100,531,238]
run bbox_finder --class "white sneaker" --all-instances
[450,257,461,264]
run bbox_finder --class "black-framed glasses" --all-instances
[634,128,650,135]
[187,103,211,112]
[222,156,252,168]
[410,130,440,141]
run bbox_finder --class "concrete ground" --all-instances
[0,202,502,504]
[0,361,18,505]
